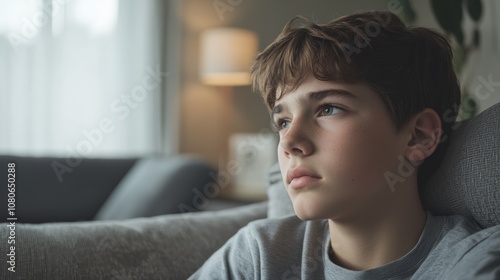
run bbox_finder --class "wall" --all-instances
[178,0,389,166]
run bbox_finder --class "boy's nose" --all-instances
[279,121,314,157]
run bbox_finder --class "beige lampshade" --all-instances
[199,28,258,86]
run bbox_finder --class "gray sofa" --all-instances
[0,156,218,223]
[1,103,499,279]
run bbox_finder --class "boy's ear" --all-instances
[406,108,442,166]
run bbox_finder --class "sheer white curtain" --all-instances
[0,0,167,157]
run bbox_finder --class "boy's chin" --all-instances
[295,212,327,221]
[292,203,330,221]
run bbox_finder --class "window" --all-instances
[0,0,173,157]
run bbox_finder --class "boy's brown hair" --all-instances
[251,11,461,188]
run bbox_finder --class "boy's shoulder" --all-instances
[415,213,500,279]
[433,213,497,242]
[447,224,500,278]
[442,213,500,253]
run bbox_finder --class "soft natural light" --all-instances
[0,0,41,35]
[71,0,119,35]
[51,0,66,37]
[0,0,119,37]
[0,0,164,157]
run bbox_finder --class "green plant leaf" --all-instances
[460,95,477,119]
[431,0,463,32]
[387,0,417,23]
[431,0,465,46]
[452,44,467,73]
[473,28,480,47]
[400,0,417,23]
[454,28,465,46]
[465,0,483,22]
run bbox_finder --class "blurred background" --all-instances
[1,0,499,202]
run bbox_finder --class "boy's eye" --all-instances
[319,104,343,116]
[273,119,290,131]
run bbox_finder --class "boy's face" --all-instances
[273,77,411,221]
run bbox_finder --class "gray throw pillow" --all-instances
[95,156,216,220]
[268,103,500,229]
[422,103,500,228]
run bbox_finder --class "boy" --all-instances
[190,11,500,279]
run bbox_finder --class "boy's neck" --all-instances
[327,184,427,271]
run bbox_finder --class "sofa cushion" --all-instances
[95,156,216,220]
[268,103,500,229]
[421,103,500,228]
[0,202,267,279]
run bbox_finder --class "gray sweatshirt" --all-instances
[190,212,500,279]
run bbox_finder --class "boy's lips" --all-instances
[287,168,322,190]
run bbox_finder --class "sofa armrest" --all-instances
[1,202,267,280]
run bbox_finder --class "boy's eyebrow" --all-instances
[306,88,356,102]
[271,88,356,118]
[271,104,284,119]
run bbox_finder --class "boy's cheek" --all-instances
[329,129,399,186]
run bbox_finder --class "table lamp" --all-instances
[199,27,259,198]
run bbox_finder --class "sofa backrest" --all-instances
[0,156,137,223]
